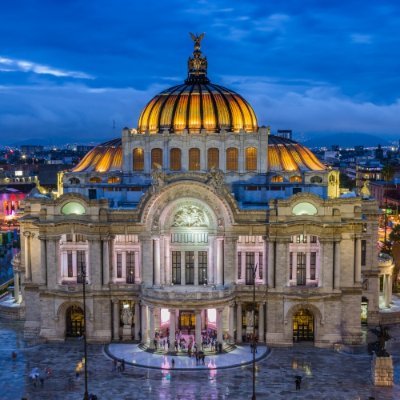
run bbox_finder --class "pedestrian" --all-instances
[295,375,302,390]
[171,358,175,368]
[11,351,17,360]
[112,359,117,371]
[121,359,125,372]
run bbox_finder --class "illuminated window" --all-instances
[226,147,238,171]
[245,147,257,171]
[292,202,318,216]
[151,148,163,169]
[170,148,182,171]
[189,148,200,171]
[208,148,219,169]
[290,176,302,183]
[310,176,323,183]
[61,201,86,215]
[172,251,181,284]
[198,251,208,284]
[89,177,101,183]
[133,148,144,171]
[271,175,283,183]
[69,177,80,185]
[107,176,120,184]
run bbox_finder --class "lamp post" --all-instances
[252,263,258,400]
[80,264,89,400]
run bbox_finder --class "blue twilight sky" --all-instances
[0,0,399,145]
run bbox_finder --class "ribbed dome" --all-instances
[268,135,326,172]
[72,139,122,173]
[137,33,258,134]
[138,83,258,134]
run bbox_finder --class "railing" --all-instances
[0,278,14,299]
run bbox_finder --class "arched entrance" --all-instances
[66,305,84,337]
[293,309,314,342]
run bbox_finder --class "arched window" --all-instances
[89,177,101,183]
[189,148,200,171]
[290,176,302,183]
[310,176,323,183]
[133,148,144,171]
[226,147,238,171]
[151,148,163,169]
[170,148,182,171]
[208,148,219,169]
[107,176,120,184]
[245,147,257,171]
[271,175,283,183]
[69,177,80,185]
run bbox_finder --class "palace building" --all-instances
[19,35,381,348]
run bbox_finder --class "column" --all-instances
[236,302,243,343]
[141,304,148,344]
[384,275,390,308]
[195,310,202,346]
[262,241,267,284]
[334,240,341,289]
[134,302,140,340]
[355,237,361,283]
[216,308,223,344]
[23,232,32,281]
[13,271,20,303]
[169,309,176,351]
[110,237,115,283]
[153,238,160,286]
[164,236,171,285]
[228,303,235,343]
[208,237,214,284]
[388,274,393,306]
[267,241,275,288]
[113,300,119,341]
[258,302,265,343]
[39,236,47,285]
[149,307,155,349]
[102,238,110,285]
[216,238,224,286]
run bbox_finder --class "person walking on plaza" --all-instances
[121,359,125,372]
[295,375,302,390]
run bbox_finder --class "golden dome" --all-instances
[137,33,258,134]
[72,139,122,173]
[268,135,326,172]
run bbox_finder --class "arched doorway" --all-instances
[66,305,84,337]
[293,309,314,342]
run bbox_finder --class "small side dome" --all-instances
[268,135,326,172]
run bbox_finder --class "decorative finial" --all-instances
[186,32,209,83]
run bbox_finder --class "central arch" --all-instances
[293,308,314,342]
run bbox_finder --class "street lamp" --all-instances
[80,264,89,400]
[251,263,258,400]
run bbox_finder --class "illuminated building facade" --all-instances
[20,36,380,347]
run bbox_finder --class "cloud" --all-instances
[0,56,94,79]
[219,75,400,136]
[350,34,373,44]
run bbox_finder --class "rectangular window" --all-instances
[67,251,73,277]
[76,250,86,283]
[238,251,242,280]
[245,252,255,285]
[361,240,367,266]
[185,251,194,285]
[289,252,293,280]
[172,251,181,284]
[310,252,316,280]
[258,252,263,280]
[296,252,306,285]
[198,251,208,285]
[126,251,135,283]
[310,235,317,243]
[116,253,122,278]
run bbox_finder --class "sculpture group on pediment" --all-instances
[172,205,208,227]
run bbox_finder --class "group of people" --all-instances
[112,358,125,372]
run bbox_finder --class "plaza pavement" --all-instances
[1,319,400,400]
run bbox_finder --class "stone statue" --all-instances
[121,307,133,326]
[246,311,254,327]
[151,166,165,193]
[207,167,224,191]
[360,179,371,199]
[369,324,391,357]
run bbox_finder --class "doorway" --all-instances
[66,305,84,337]
[293,309,314,342]
[179,311,195,333]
